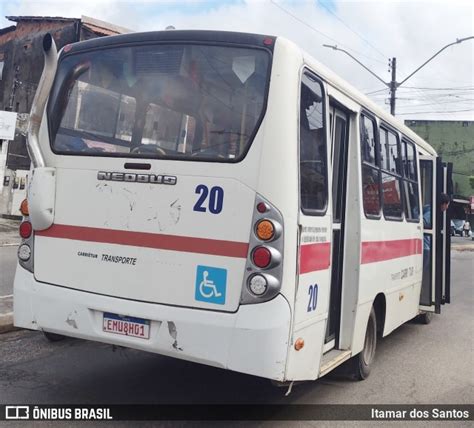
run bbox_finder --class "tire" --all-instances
[350,308,377,380]
[43,331,66,342]
[417,312,432,325]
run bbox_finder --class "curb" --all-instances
[0,214,22,221]
[0,312,15,334]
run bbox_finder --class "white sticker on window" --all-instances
[232,56,255,84]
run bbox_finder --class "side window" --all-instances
[420,159,432,228]
[360,114,381,217]
[299,72,327,214]
[361,115,377,165]
[380,127,403,219]
[402,139,420,221]
[406,140,417,180]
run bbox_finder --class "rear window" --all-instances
[48,43,271,161]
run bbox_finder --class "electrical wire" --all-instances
[269,0,387,65]
[317,0,388,60]
[396,109,474,115]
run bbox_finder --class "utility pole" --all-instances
[323,36,473,116]
[389,57,396,115]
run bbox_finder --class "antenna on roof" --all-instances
[165,25,175,30]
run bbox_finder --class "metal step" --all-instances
[319,349,352,377]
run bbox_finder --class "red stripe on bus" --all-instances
[36,224,249,258]
[361,238,422,264]
[299,242,331,274]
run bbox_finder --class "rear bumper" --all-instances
[13,265,291,380]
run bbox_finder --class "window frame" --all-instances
[298,68,328,217]
[360,111,382,220]
[379,124,404,222]
[401,137,421,223]
[47,41,273,164]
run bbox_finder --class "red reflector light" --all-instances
[19,221,32,239]
[252,246,271,268]
[256,202,268,213]
[263,37,273,46]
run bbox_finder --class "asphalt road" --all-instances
[0,252,472,428]
[451,236,474,247]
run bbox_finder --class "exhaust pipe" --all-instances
[27,33,58,168]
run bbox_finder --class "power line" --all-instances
[365,88,388,95]
[367,86,474,94]
[400,86,474,91]
[325,36,474,116]
[396,99,474,109]
[317,1,387,60]
[397,109,474,115]
[269,0,387,65]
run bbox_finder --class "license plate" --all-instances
[103,312,150,339]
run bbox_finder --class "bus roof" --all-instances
[61,29,276,55]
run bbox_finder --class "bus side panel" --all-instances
[353,220,423,354]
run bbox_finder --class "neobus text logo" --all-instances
[97,172,177,185]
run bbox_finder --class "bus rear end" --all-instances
[14,31,295,380]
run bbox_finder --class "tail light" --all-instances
[256,220,274,241]
[252,246,272,268]
[241,195,284,304]
[19,221,32,239]
[18,244,32,261]
[18,199,34,272]
[20,199,29,216]
[248,274,268,296]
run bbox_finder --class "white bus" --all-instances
[14,30,452,382]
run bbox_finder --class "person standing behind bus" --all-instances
[423,193,450,234]
[463,220,471,237]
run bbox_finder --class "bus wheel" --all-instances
[351,308,377,380]
[417,312,432,325]
[43,331,66,342]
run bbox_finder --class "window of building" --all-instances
[299,71,327,214]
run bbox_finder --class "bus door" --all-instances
[324,105,349,349]
[295,71,332,360]
[419,156,452,313]
[442,162,453,304]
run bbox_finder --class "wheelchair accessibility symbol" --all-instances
[195,265,227,305]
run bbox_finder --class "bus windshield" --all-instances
[48,43,271,161]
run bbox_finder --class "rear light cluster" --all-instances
[19,221,32,239]
[18,199,34,272]
[241,195,284,304]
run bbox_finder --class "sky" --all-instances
[0,0,473,121]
